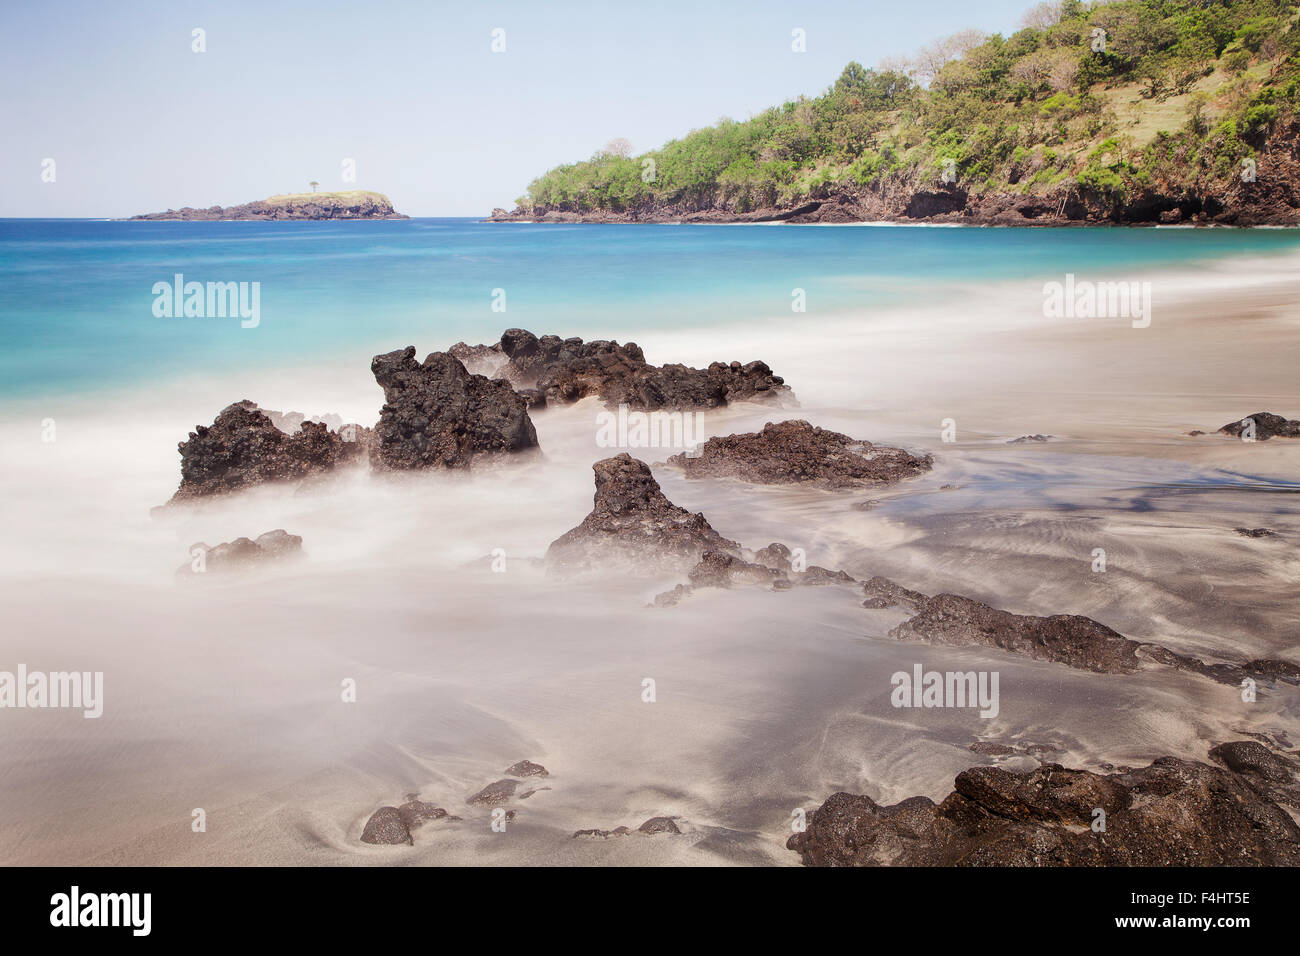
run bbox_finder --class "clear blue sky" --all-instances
[1,0,1035,217]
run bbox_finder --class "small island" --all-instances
[126,190,407,221]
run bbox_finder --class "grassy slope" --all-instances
[262,190,393,205]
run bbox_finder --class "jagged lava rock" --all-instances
[168,401,368,502]
[788,757,1300,866]
[370,347,538,470]
[505,760,549,778]
[890,592,1142,674]
[455,328,794,410]
[467,779,518,806]
[546,454,741,575]
[1219,412,1300,440]
[360,807,412,846]
[667,420,931,488]
[178,529,303,576]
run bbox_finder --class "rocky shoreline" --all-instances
[153,325,1300,866]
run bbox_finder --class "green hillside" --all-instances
[510,0,1300,221]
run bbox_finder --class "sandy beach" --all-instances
[1,248,1298,866]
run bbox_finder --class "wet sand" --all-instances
[1,251,1298,865]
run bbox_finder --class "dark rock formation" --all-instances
[168,400,369,502]
[1235,527,1278,538]
[876,578,1300,685]
[1218,412,1300,440]
[861,576,929,612]
[688,550,786,589]
[891,592,1142,674]
[546,454,741,575]
[637,817,682,834]
[397,798,449,829]
[1209,741,1300,809]
[467,779,518,806]
[573,817,681,838]
[369,347,539,470]
[360,806,411,845]
[448,328,794,410]
[1007,434,1052,443]
[667,420,931,488]
[653,542,858,605]
[360,798,452,846]
[788,757,1300,866]
[1139,642,1300,688]
[573,826,632,839]
[178,529,303,576]
[505,760,549,778]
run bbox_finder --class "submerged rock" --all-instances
[451,328,794,410]
[573,817,681,838]
[788,757,1300,866]
[467,779,519,806]
[177,529,303,576]
[1218,412,1300,440]
[360,798,452,846]
[877,578,1300,685]
[688,550,786,589]
[370,347,539,470]
[505,760,549,778]
[890,592,1143,674]
[861,576,929,612]
[168,400,369,502]
[546,454,741,575]
[667,420,931,488]
[360,807,412,846]
[637,816,682,834]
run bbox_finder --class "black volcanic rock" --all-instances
[360,807,412,845]
[546,454,741,575]
[370,347,539,470]
[573,817,681,838]
[788,757,1300,866]
[505,760,549,778]
[1218,412,1300,440]
[890,592,1142,674]
[877,581,1300,685]
[467,779,519,806]
[178,529,303,576]
[687,550,786,589]
[861,576,929,612]
[450,329,793,410]
[668,420,931,488]
[637,817,682,834]
[169,400,369,502]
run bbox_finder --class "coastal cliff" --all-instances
[492,0,1300,226]
[128,190,407,221]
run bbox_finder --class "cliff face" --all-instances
[129,190,407,221]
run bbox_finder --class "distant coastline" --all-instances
[123,190,407,221]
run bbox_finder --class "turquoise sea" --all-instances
[3,217,1300,399]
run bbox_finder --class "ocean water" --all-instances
[2,219,1300,865]
[4,217,1300,402]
